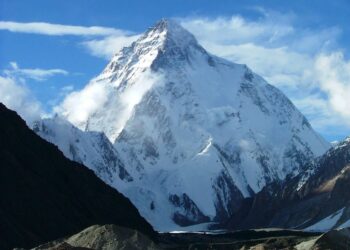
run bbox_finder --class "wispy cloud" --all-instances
[4,62,68,81]
[46,85,76,109]
[0,21,125,36]
[82,34,140,59]
[0,21,139,59]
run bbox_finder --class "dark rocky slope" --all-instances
[0,103,156,250]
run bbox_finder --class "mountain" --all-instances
[33,117,134,188]
[226,136,350,232]
[35,19,330,231]
[0,103,155,250]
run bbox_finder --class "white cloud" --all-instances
[55,70,164,140]
[200,42,313,89]
[0,21,125,36]
[0,75,43,124]
[45,85,76,109]
[117,70,163,130]
[314,52,350,122]
[54,81,109,127]
[4,62,68,81]
[179,14,339,91]
[180,15,294,46]
[180,13,340,54]
[82,34,140,59]
[292,95,339,130]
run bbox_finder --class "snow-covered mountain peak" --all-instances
[98,19,198,81]
[149,18,198,48]
[39,19,331,231]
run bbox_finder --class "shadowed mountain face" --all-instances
[0,103,156,250]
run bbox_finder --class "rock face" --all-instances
[0,103,155,250]
[226,137,350,232]
[35,19,329,231]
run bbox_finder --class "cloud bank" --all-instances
[0,75,43,124]
[178,13,350,137]
[55,81,109,128]
[0,62,70,124]
[315,53,350,122]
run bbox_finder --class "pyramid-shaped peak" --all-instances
[98,19,202,81]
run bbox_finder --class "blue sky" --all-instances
[1,0,350,142]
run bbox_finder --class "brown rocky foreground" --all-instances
[22,225,350,250]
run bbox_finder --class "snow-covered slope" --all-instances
[35,19,330,231]
[225,136,350,232]
[33,117,133,188]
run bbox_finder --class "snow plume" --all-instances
[121,70,163,111]
[55,70,164,137]
[55,80,109,129]
[115,70,165,135]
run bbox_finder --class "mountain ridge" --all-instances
[0,103,155,250]
[225,135,350,232]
